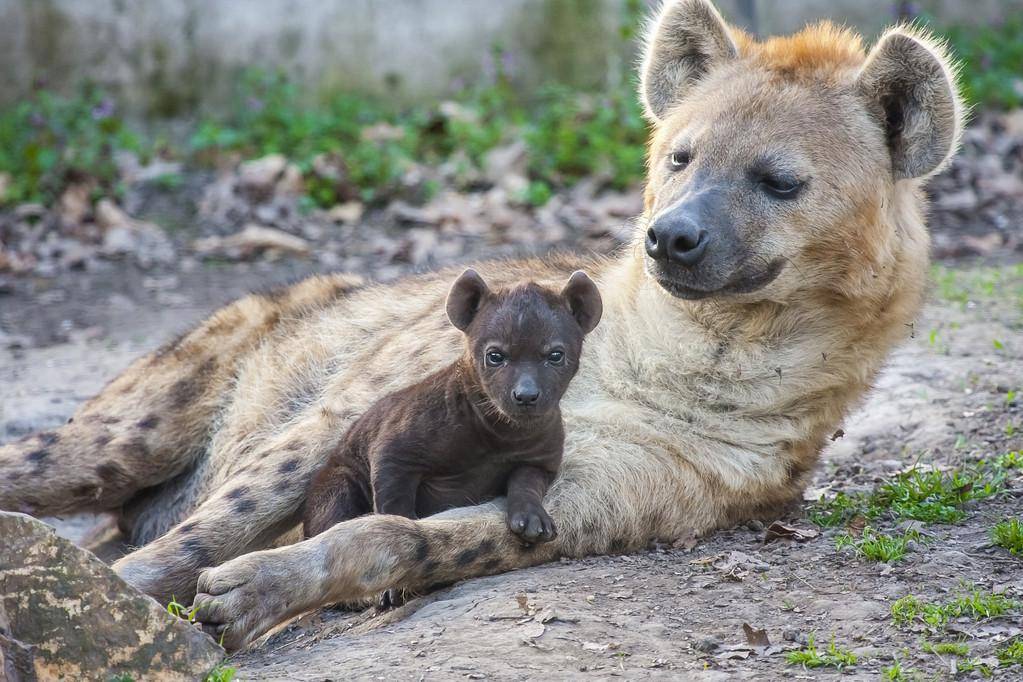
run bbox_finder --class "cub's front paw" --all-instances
[507,505,557,543]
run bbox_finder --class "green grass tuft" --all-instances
[809,463,1004,529]
[931,265,1023,310]
[891,585,1019,630]
[997,638,1023,667]
[166,596,202,623]
[923,640,970,656]
[995,451,1023,470]
[785,634,857,670]
[204,665,237,682]
[835,527,918,563]
[956,657,994,677]
[991,519,1023,555]
[881,661,919,681]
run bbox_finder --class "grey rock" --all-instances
[102,225,176,268]
[693,637,720,652]
[0,512,223,681]
[238,154,288,199]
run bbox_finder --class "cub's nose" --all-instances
[512,381,540,406]
[645,212,708,267]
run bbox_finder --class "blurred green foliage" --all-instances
[189,65,647,208]
[0,9,1019,210]
[939,14,1023,110]
[190,70,422,205]
[0,85,141,205]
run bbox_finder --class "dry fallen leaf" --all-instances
[672,527,699,551]
[519,621,545,640]
[846,515,867,537]
[582,641,620,653]
[742,622,771,648]
[763,521,819,544]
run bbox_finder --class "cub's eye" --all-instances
[760,175,804,199]
[485,350,506,367]
[668,150,691,171]
[547,350,565,365]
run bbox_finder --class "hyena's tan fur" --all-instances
[0,0,962,649]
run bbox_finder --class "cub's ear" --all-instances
[856,27,963,180]
[446,269,490,331]
[562,271,603,335]
[640,0,737,122]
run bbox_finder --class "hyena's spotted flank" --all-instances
[0,0,962,650]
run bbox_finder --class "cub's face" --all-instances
[642,67,889,301]
[445,270,602,422]
[470,290,585,420]
[639,0,961,303]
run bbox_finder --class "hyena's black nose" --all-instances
[512,379,540,406]
[645,213,708,267]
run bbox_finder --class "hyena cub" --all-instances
[303,268,602,544]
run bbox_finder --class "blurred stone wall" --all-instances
[718,0,1021,37]
[0,0,1019,116]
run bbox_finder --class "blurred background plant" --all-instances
[942,15,1023,110]
[0,85,143,206]
[0,1,1018,213]
[0,0,1020,282]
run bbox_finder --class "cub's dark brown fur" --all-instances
[303,269,602,543]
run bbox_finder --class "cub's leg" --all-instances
[303,462,372,538]
[192,444,713,650]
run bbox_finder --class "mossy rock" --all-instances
[0,512,223,681]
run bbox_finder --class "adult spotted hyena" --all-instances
[0,0,961,649]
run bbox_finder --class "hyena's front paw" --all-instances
[192,549,314,650]
[507,504,557,544]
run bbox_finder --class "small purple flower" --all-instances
[29,111,45,128]
[481,52,497,83]
[246,96,264,112]
[500,50,519,78]
[91,97,115,120]
[892,1,920,20]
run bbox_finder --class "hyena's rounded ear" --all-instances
[856,27,964,180]
[562,271,603,335]
[446,268,490,331]
[640,0,738,122]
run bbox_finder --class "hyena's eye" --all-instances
[760,175,805,199]
[668,150,691,171]
[485,350,506,367]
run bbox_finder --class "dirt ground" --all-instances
[2,249,1021,680]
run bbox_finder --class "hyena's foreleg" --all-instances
[0,274,361,518]
[192,445,712,650]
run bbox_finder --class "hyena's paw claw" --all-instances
[507,505,558,544]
